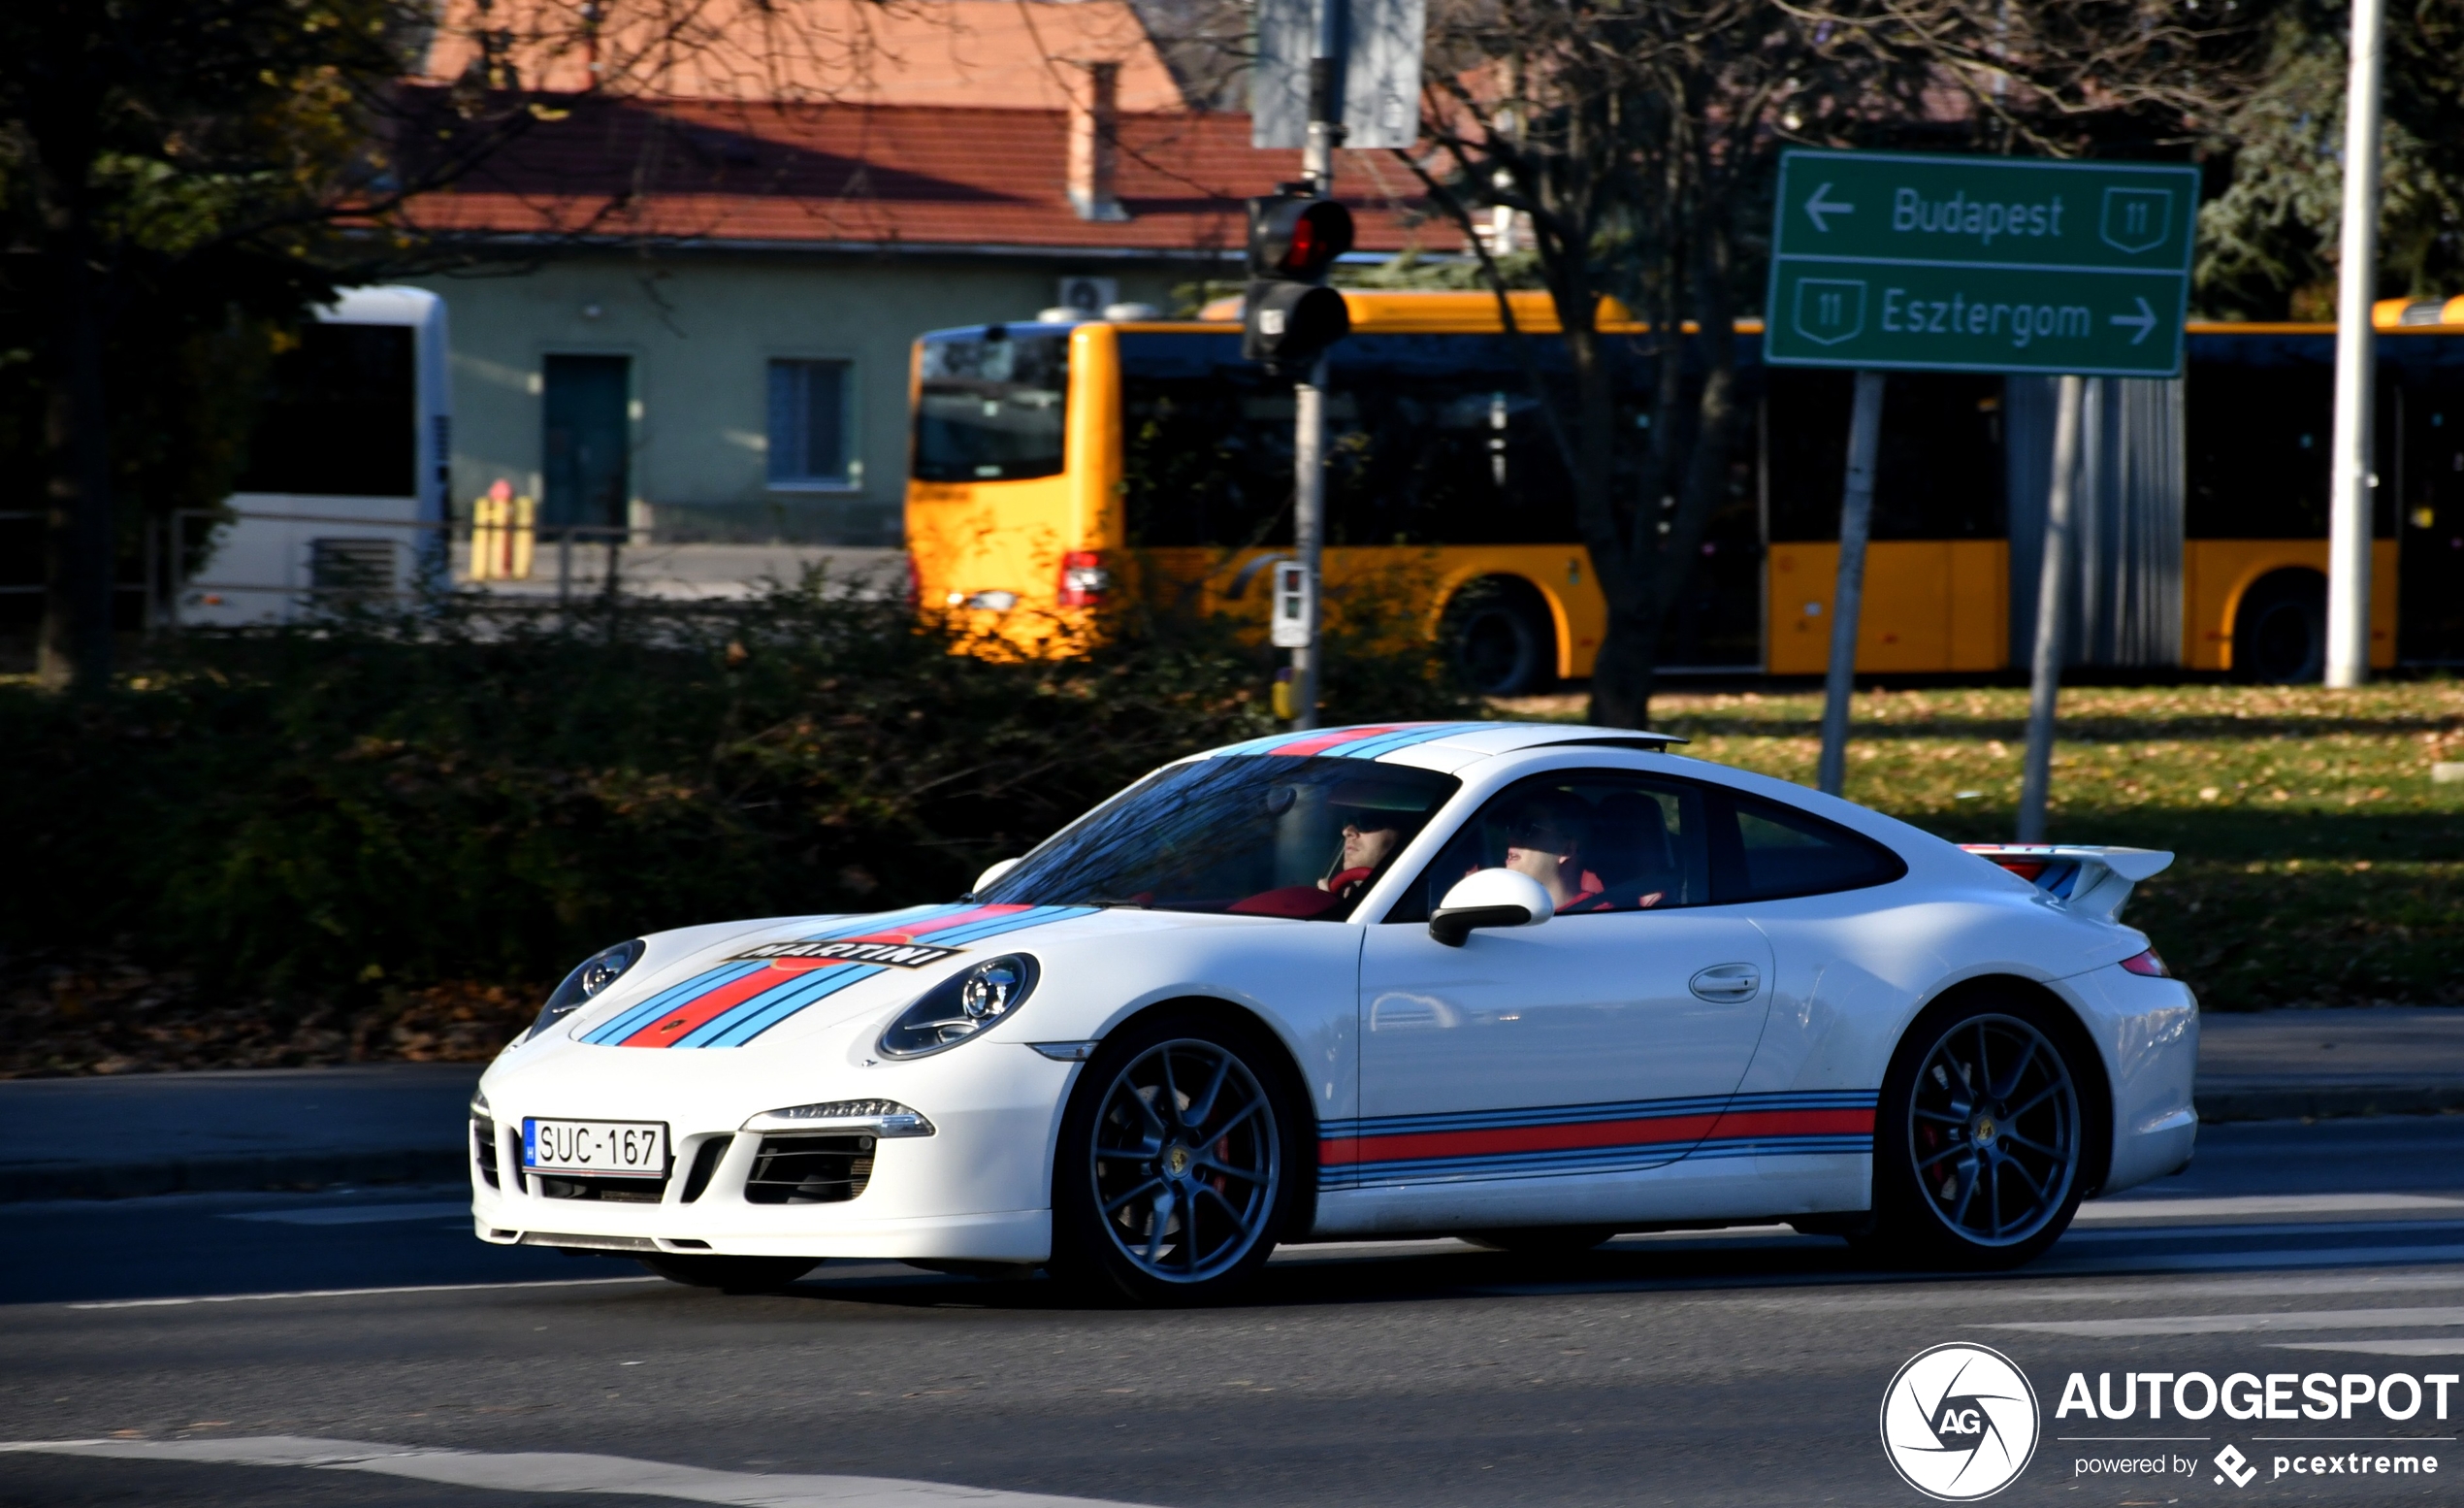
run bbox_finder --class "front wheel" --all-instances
[1052,1012,1305,1305]
[1868,997,2092,1270]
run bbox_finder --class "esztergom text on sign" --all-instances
[1764,150,2199,377]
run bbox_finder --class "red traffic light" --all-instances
[1248,196,1355,282]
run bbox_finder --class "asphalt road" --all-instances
[11,1117,2464,1508]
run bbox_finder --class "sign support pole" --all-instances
[2018,374,2085,843]
[2326,0,2387,688]
[1286,0,1342,730]
[1816,371,1885,796]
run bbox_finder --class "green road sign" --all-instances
[1764,150,2200,377]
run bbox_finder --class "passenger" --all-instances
[1503,791,1607,912]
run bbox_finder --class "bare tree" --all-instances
[3,0,912,694]
[1401,0,2251,727]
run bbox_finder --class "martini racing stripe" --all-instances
[577,903,1095,1049]
[1208,722,1492,761]
[1318,1091,1876,1188]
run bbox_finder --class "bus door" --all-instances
[2396,349,2464,664]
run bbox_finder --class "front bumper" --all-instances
[468,1038,1077,1262]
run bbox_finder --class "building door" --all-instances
[542,355,630,529]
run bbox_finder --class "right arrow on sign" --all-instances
[1803,182,1855,232]
[2110,296,2157,345]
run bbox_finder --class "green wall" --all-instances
[415,251,1186,545]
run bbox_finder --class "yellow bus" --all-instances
[907,292,2458,689]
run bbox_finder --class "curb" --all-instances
[0,1147,468,1204]
[2197,1084,2464,1124]
[9,1088,2464,1202]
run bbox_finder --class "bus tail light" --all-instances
[1058,550,1112,607]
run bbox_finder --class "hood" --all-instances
[563,902,1106,1051]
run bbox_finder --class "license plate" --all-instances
[522,1118,668,1177]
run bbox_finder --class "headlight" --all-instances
[524,938,646,1041]
[878,954,1040,1058]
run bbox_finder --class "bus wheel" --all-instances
[1443,577,1554,697]
[2233,569,2326,683]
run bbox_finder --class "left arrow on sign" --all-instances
[2110,296,2157,345]
[1803,182,1855,233]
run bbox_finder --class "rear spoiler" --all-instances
[1960,844,2174,924]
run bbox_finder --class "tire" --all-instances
[1465,1226,1617,1254]
[2232,570,2327,683]
[1442,577,1554,697]
[635,1254,818,1293]
[1051,1009,1307,1305]
[1866,993,2095,1270]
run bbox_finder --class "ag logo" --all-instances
[1880,1343,2041,1500]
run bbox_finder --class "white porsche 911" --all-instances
[469,720,2197,1302]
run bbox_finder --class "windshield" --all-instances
[913,328,1069,482]
[977,755,1461,921]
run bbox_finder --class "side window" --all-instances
[1715,793,1905,902]
[1384,770,1714,922]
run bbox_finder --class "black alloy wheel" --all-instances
[1443,578,1553,697]
[634,1253,818,1293]
[1869,996,2092,1269]
[1053,1011,1304,1304]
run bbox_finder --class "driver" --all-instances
[1319,807,1407,902]
[1503,790,1607,912]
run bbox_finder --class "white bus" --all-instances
[180,286,451,624]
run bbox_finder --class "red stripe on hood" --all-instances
[842,903,1032,945]
[618,967,806,1048]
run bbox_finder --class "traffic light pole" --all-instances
[1285,2,1341,731]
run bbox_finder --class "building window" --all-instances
[767,358,854,488]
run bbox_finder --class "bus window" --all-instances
[1765,369,2005,541]
[914,329,1069,482]
[2186,338,2332,539]
[234,323,416,498]
[1119,333,1295,547]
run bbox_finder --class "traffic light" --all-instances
[1242,193,1354,368]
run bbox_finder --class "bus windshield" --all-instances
[914,328,1069,481]
[975,755,1460,922]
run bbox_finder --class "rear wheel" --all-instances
[1442,577,1554,697]
[1052,1011,1304,1305]
[1867,995,2091,1270]
[2233,570,2327,683]
[635,1254,817,1293]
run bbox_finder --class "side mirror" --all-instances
[1429,869,1554,947]
[972,858,1022,895]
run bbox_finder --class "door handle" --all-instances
[1689,963,1761,1003]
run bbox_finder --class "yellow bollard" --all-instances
[470,485,505,582]
[509,493,536,580]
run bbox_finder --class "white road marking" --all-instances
[2274,1339,2464,1358]
[1743,1271,2464,1312]
[67,1277,659,1310]
[1981,1305,2464,1337]
[2076,1194,2464,1223]
[0,1437,1158,1508]
[223,1202,471,1227]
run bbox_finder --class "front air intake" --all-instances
[742,1133,874,1204]
[471,1118,501,1189]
